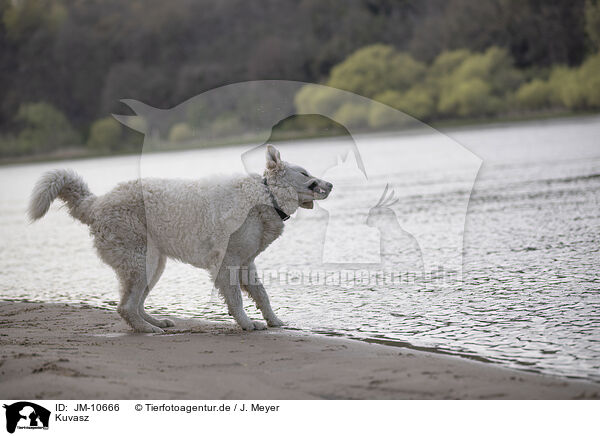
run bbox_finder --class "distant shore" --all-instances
[1,301,598,400]
[1,112,598,167]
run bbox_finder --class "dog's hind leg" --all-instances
[107,245,164,333]
[138,249,174,328]
[240,262,284,327]
[214,259,267,331]
[91,201,163,333]
[117,267,165,334]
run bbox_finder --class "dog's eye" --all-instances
[300,171,308,177]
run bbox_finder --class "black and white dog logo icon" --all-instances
[3,402,50,434]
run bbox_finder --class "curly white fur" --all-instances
[28,145,332,333]
[28,169,96,224]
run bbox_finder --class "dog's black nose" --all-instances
[326,182,333,190]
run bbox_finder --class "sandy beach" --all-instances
[0,301,598,400]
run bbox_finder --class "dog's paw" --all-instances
[251,320,267,330]
[267,317,285,327]
[156,318,175,328]
[240,321,255,331]
[241,320,267,331]
[135,324,164,334]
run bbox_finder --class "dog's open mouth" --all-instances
[309,181,329,196]
[312,185,330,200]
[300,182,330,208]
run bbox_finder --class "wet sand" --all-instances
[0,301,598,400]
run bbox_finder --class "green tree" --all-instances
[547,66,577,108]
[515,79,554,110]
[449,47,523,96]
[295,85,349,115]
[327,44,426,98]
[549,53,600,109]
[87,117,122,151]
[368,103,399,129]
[578,53,600,107]
[433,47,521,117]
[438,79,500,117]
[333,103,370,129]
[2,0,66,41]
[0,134,19,157]
[585,0,600,51]
[16,102,80,153]
[3,0,45,40]
[428,49,472,79]
[374,87,436,120]
[168,122,194,143]
[211,113,242,139]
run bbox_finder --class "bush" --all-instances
[185,100,211,128]
[333,103,370,129]
[373,88,435,120]
[16,102,80,154]
[438,78,500,117]
[548,66,587,110]
[269,114,348,139]
[407,47,522,119]
[577,53,600,108]
[0,134,20,157]
[168,122,194,143]
[327,44,426,98]
[399,88,435,120]
[448,47,523,96]
[295,84,350,115]
[548,54,600,110]
[429,49,472,79]
[368,103,402,129]
[211,113,242,138]
[294,44,598,124]
[373,90,404,108]
[87,117,122,151]
[515,79,554,110]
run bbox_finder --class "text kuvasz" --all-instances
[28,145,332,333]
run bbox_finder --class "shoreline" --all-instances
[1,112,598,167]
[1,301,598,400]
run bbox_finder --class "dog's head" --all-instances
[264,145,333,209]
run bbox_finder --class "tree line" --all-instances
[0,0,598,158]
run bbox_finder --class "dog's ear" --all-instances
[266,144,282,170]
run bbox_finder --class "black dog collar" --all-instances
[262,178,290,221]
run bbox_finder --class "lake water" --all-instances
[1,115,599,382]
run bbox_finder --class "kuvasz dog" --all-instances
[28,145,332,333]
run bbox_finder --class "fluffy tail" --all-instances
[28,169,96,225]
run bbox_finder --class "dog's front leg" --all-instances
[241,262,284,327]
[215,263,267,331]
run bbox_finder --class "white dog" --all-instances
[28,145,332,333]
